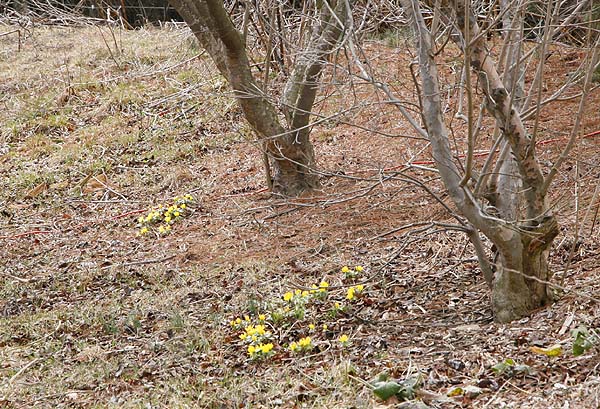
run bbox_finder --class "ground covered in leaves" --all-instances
[1,23,599,408]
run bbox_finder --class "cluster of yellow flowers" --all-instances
[231,315,274,359]
[283,281,329,303]
[341,265,364,278]
[346,284,365,301]
[289,336,313,352]
[248,343,274,357]
[228,266,366,361]
[137,194,194,236]
[238,324,271,342]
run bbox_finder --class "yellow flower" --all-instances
[355,284,364,292]
[341,266,350,273]
[180,203,186,209]
[334,302,341,309]
[289,342,298,352]
[347,287,355,300]
[319,281,329,291]
[256,325,266,335]
[229,320,235,327]
[298,336,312,348]
[258,314,266,321]
[260,343,273,354]
[174,211,181,217]
[239,333,248,340]
[294,289,302,296]
[164,216,172,223]
[138,216,144,223]
[139,227,149,235]
[235,318,242,324]
[308,324,315,330]
[339,334,350,344]
[251,335,257,342]
[283,292,293,302]
[244,315,251,322]
[322,324,328,331]
[355,266,364,272]
[248,345,256,355]
[301,290,309,297]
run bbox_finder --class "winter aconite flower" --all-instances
[355,265,364,272]
[347,287,356,300]
[260,343,273,354]
[298,337,312,349]
[347,285,364,300]
[341,266,350,274]
[290,336,313,353]
[339,334,350,346]
[283,292,293,302]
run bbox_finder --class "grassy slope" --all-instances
[1,24,599,408]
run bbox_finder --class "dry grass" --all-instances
[1,23,600,408]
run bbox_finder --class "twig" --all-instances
[100,254,177,270]
[5,358,42,386]
[0,230,52,240]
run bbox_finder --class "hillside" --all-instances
[1,23,599,408]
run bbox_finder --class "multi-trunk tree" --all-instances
[400,0,599,321]
[168,0,350,196]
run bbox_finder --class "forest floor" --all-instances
[0,22,599,409]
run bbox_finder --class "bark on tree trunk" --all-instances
[492,215,558,322]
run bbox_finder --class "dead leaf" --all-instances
[50,180,70,191]
[82,174,113,194]
[529,345,562,357]
[25,182,48,198]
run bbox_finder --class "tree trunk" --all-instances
[492,216,558,322]
[267,135,319,196]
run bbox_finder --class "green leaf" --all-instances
[370,372,389,384]
[572,326,597,356]
[373,381,402,401]
[397,375,420,400]
[491,360,513,375]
